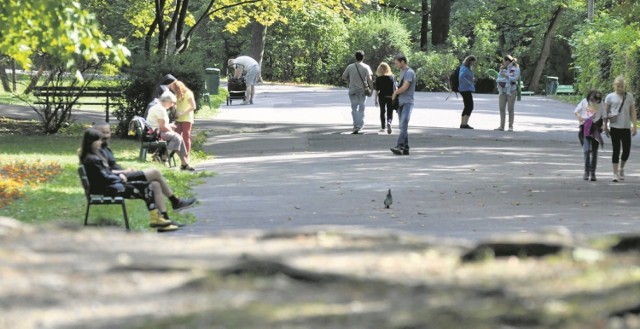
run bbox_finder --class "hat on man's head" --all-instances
[161,74,177,85]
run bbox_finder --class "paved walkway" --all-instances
[3,85,640,241]
[175,85,640,240]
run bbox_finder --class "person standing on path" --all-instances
[574,90,604,181]
[170,80,196,157]
[390,54,416,156]
[459,55,477,129]
[373,62,396,134]
[603,76,637,182]
[342,50,374,134]
[495,55,520,132]
[228,56,261,105]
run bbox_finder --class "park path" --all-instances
[171,84,640,240]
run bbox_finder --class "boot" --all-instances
[583,167,589,181]
[613,163,620,182]
[149,209,172,228]
[619,161,626,180]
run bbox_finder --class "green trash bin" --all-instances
[205,68,220,95]
[545,76,558,96]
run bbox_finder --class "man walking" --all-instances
[228,56,261,105]
[390,54,416,155]
[342,50,374,134]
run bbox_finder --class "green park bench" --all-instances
[33,86,123,122]
[555,84,576,95]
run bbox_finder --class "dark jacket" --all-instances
[375,75,396,98]
[100,146,122,171]
[82,154,124,195]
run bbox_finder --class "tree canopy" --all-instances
[0,0,130,75]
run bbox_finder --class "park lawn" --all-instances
[0,132,211,230]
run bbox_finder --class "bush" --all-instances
[570,14,640,101]
[344,12,411,75]
[114,54,206,137]
[410,52,460,91]
[263,7,349,85]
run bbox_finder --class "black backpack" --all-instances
[449,66,461,93]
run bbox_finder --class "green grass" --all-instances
[0,131,212,230]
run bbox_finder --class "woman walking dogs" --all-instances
[603,76,637,182]
[459,55,477,129]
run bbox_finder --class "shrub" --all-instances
[570,14,640,99]
[263,7,349,85]
[114,54,206,137]
[410,52,460,91]
[344,12,411,75]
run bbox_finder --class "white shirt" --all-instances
[605,92,635,129]
[233,56,259,72]
[574,98,603,121]
[146,102,169,130]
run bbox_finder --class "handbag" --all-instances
[392,77,404,111]
[356,64,372,97]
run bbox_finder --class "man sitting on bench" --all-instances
[94,122,196,223]
[146,91,195,171]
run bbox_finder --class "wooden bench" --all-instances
[556,84,576,95]
[33,86,122,122]
[78,165,130,230]
[129,117,176,167]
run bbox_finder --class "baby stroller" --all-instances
[227,64,246,105]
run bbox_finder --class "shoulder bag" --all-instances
[356,64,372,97]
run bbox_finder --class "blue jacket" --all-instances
[458,65,475,92]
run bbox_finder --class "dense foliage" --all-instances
[570,14,640,99]
[114,54,206,137]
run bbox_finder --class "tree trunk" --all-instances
[0,59,11,92]
[528,6,565,93]
[249,21,267,82]
[431,0,451,46]
[420,0,430,51]
[24,56,47,95]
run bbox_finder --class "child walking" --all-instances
[574,90,604,181]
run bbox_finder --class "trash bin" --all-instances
[545,76,558,96]
[205,68,220,95]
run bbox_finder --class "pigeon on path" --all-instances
[384,189,393,209]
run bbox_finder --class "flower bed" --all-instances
[0,160,62,208]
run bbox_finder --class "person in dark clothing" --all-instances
[79,128,179,232]
[145,74,178,118]
[373,62,397,134]
[93,122,196,218]
[459,55,477,129]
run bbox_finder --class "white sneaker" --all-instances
[494,127,504,131]
[242,100,250,105]
[508,127,514,132]
[613,174,620,182]
[619,169,625,180]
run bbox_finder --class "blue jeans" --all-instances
[583,137,598,172]
[349,93,367,129]
[396,103,413,149]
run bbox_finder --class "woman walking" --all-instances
[603,76,637,182]
[495,55,520,131]
[574,90,604,181]
[169,80,196,158]
[459,55,477,129]
[373,62,396,134]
